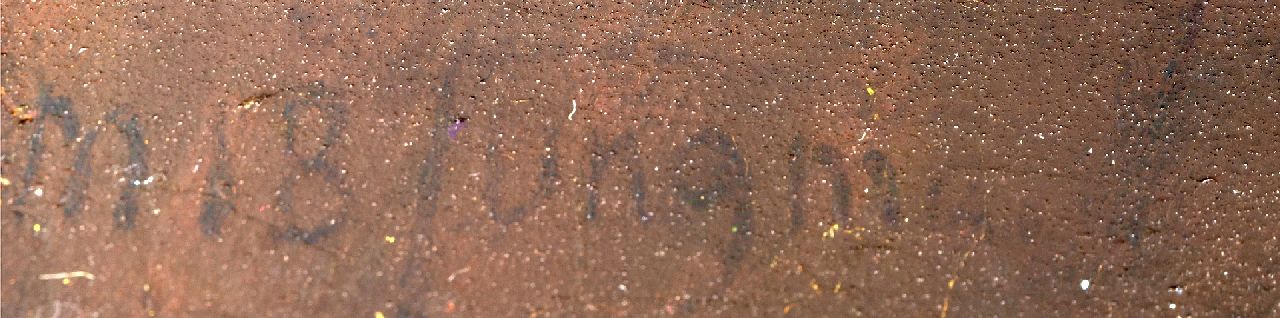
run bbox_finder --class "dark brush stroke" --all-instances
[109,112,149,229]
[584,132,649,222]
[13,86,79,207]
[586,151,604,221]
[274,221,341,246]
[631,155,649,222]
[484,124,560,225]
[787,136,809,231]
[674,130,753,286]
[862,149,900,226]
[788,138,855,232]
[395,304,427,318]
[274,90,352,244]
[396,33,474,310]
[1109,3,1205,250]
[275,176,295,215]
[61,125,100,219]
[200,117,235,237]
[832,172,853,224]
[814,144,852,224]
[283,92,350,183]
[414,47,467,223]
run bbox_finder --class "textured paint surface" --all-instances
[2,2,1278,317]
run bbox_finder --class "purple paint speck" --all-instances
[447,118,466,140]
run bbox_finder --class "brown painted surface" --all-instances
[3,1,1278,316]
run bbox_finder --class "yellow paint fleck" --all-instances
[866,86,876,96]
[62,278,71,285]
[947,278,956,289]
[33,223,41,233]
[783,304,794,314]
[0,176,10,186]
[842,226,867,237]
[822,223,840,239]
[873,113,880,121]
[809,280,822,295]
[941,297,951,318]
[833,282,842,293]
[374,311,385,318]
[384,236,396,244]
[731,226,739,233]
[8,103,37,122]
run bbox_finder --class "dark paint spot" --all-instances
[395,305,427,318]
[680,187,719,211]
[1126,216,1142,248]
[813,144,838,165]
[274,221,340,245]
[927,178,942,198]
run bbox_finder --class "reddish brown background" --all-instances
[3,1,1278,316]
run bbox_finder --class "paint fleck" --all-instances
[447,117,467,140]
[822,223,840,239]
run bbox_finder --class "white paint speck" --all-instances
[568,99,577,120]
[1080,279,1090,291]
